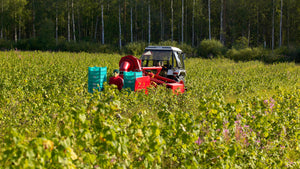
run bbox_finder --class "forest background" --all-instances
[0,0,299,62]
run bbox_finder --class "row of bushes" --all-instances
[0,38,299,63]
[125,39,300,63]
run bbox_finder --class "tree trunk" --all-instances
[131,7,133,42]
[94,16,99,41]
[248,20,250,46]
[102,4,104,44]
[279,0,283,47]
[135,1,138,41]
[123,0,126,45]
[162,0,164,41]
[1,0,3,39]
[148,0,150,44]
[15,24,17,42]
[220,0,224,44]
[287,0,289,47]
[56,0,58,45]
[77,6,81,41]
[181,0,184,43]
[256,0,259,46]
[68,0,71,42]
[18,16,21,40]
[223,0,226,44]
[272,0,275,51]
[192,0,195,46]
[72,0,76,42]
[171,0,173,42]
[119,1,122,49]
[32,0,36,38]
[208,0,211,40]
[141,0,144,41]
[160,1,163,41]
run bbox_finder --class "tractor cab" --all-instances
[140,46,186,82]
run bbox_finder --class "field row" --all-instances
[0,51,299,168]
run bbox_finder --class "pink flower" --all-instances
[223,129,230,142]
[195,137,202,145]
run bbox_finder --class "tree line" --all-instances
[0,0,299,51]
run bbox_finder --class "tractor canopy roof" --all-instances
[141,46,183,61]
[144,46,182,53]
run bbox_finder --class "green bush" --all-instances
[226,47,264,61]
[157,40,179,47]
[278,46,300,63]
[232,37,249,50]
[197,39,226,58]
[178,43,196,57]
[157,40,195,57]
[52,40,115,53]
[262,52,289,63]
[0,39,13,50]
[124,41,147,56]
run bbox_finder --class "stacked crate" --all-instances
[123,71,143,91]
[88,67,107,93]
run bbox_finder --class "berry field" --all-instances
[0,51,299,168]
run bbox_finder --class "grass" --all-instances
[0,51,299,168]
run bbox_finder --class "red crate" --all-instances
[166,83,185,94]
[135,76,150,93]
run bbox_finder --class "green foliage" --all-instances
[0,40,13,50]
[125,41,147,56]
[226,47,264,61]
[157,40,196,57]
[0,51,300,168]
[232,37,249,50]
[37,18,55,50]
[197,39,226,58]
[157,40,179,47]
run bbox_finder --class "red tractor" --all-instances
[118,46,186,94]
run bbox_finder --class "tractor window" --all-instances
[174,52,182,68]
[141,50,172,61]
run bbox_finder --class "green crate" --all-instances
[123,71,143,91]
[88,67,107,93]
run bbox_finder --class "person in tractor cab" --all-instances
[109,69,124,90]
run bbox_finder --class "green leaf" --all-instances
[79,113,86,124]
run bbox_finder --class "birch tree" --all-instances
[220,0,224,44]
[181,0,184,43]
[192,0,195,46]
[272,0,275,50]
[208,0,211,40]
[32,0,36,38]
[279,0,283,47]
[119,0,122,49]
[55,0,58,44]
[148,0,150,44]
[101,3,104,44]
[72,0,76,42]
[67,0,70,42]
[0,0,6,39]
[18,16,21,40]
[171,0,173,42]
[130,0,133,43]
[94,1,99,41]
[160,0,163,41]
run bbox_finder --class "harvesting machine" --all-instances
[118,46,186,93]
